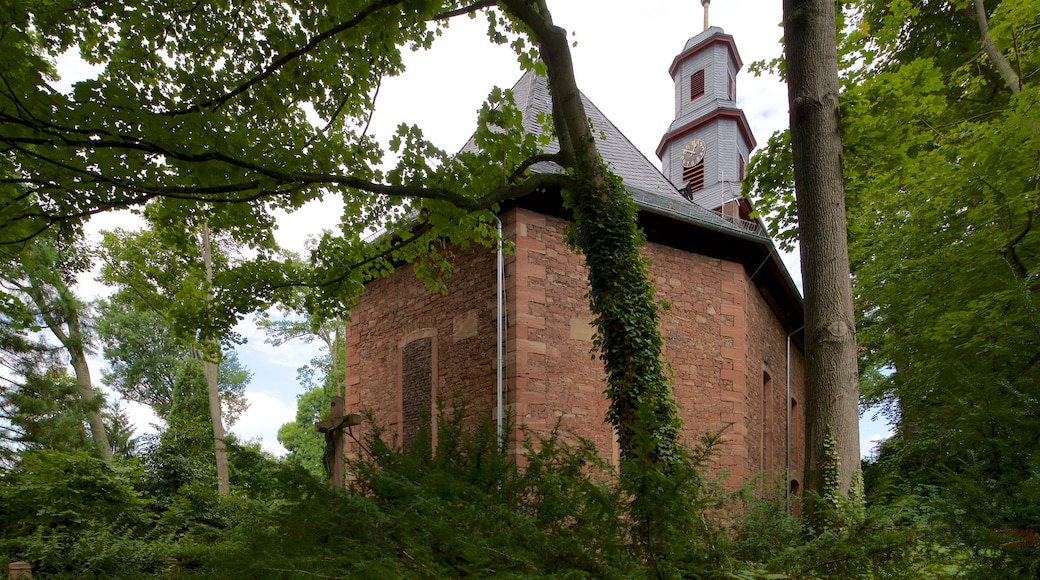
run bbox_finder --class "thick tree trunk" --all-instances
[783,0,861,517]
[201,222,230,495]
[23,278,112,459]
[66,312,113,460]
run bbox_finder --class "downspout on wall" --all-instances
[786,324,804,512]
[493,214,505,454]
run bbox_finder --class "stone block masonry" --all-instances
[343,207,804,490]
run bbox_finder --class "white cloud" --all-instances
[236,316,327,370]
[231,391,294,456]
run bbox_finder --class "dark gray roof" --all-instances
[461,71,766,241]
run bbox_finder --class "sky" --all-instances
[56,1,891,458]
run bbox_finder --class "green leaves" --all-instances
[744,0,1040,570]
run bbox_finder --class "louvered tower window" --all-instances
[681,161,705,201]
[690,69,705,100]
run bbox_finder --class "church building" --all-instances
[342,23,806,491]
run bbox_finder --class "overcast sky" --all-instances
[57,1,890,458]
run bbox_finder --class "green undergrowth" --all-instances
[0,403,983,579]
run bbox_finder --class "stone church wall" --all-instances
[344,207,804,491]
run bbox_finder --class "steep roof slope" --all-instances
[463,71,765,240]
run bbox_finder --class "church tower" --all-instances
[656,19,756,218]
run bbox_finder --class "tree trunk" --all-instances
[66,312,114,460]
[201,222,230,495]
[502,0,681,469]
[783,0,861,520]
[972,0,1021,94]
[22,273,112,459]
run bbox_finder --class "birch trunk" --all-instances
[201,222,230,495]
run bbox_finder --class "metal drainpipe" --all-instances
[493,214,505,454]
[786,324,804,512]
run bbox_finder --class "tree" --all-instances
[96,290,250,424]
[4,0,693,553]
[751,0,1039,561]
[0,240,112,458]
[97,224,251,494]
[782,0,862,519]
[842,0,1039,568]
[0,342,100,461]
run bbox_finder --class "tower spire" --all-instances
[701,0,710,31]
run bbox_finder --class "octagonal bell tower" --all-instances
[656,16,756,216]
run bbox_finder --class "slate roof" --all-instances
[461,71,767,241]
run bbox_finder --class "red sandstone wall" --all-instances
[344,207,805,491]
[744,275,806,494]
[502,209,615,462]
[344,244,499,448]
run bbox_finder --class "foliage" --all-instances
[195,402,753,580]
[95,291,251,424]
[0,450,165,578]
[0,414,986,579]
[727,485,951,579]
[0,345,100,460]
[748,0,1040,570]
[104,402,139,460]
[276,379,333,476]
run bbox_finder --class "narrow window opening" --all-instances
[690,69,705,100]
[738,156,745,181]
[762,370,772,471]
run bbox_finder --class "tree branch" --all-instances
[508,152,564,182]
[1001,209,1033,282]
[433,0,498,20]
[163,0,409,115]
[972,0,1022,94]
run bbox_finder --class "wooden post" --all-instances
[8,561,32,579]
[163,557,180,578]
[329,396,344,488]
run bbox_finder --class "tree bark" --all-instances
[22,275,112,459]
[972,0,1022,94]
[201,222,230,495]
[66,311,114,460]
[783,0,861,516]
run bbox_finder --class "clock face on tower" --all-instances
[679,138,707,168]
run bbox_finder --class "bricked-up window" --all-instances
[401,337,433,448]
[682,160,705,192]
[690,69,705,100]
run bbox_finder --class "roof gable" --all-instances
[462,71,759,238]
